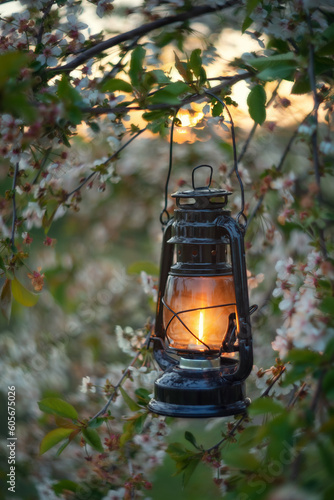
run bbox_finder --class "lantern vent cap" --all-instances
[171,164,232,206]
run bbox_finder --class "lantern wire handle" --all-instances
[160,112,178,226]
[204,90,247,232]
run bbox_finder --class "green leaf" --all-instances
[167,442,189,459]
[212,101,223,117]
[182,457,201,487]
[57,75,82,105]
[119,386,141,411]
[150,82,190,105]
[82,428,104,453]
[246,0,262,15]
[242,16,253,33]
[42,200,60,234]
[320,296,334,315]
[142,109,169,122]
[88,122,100,133]
[129,46,146,87]
[52,480,79,496]
[189,49,202,78]
[174,52,192,82]
[291,76,311,94]
[150,70,171,84]
[55,439,70,457]
[38,398,78,420]
[223,447,261,471]
[101,78,133,93]
[247,84,266,125]
[0,278,12,321]
[12,277,39,307]
[166,443,190,461]
[323,370,334,400]
[0,51,30,88]
[40,428,73,455]
[127,261,159,276]
[87,417,105,429]
[285,348,323,366]
[248,53,297,81]
[257,64,296,81]
[57,76,83,125]
[120,419,136,447]
[135,388,151,405]
[184,431,199,449]
[247,52,296,69]
[249,398,284,416]
[133,412,148,433]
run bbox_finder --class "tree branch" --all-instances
[206,365,286,453]
[89,331,151,422]
[47,1,242,74]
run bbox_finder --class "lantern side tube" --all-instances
[217,216,253,382]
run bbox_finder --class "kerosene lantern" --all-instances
[148,165,255,418]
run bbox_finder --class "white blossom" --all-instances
[79,375,96,393]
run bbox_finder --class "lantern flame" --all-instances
[198,311,204,343]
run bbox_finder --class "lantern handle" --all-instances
[191,164,213,190]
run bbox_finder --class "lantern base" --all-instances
[148,362,250,418]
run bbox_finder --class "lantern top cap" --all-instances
[171,164,231,202]
[171,187,232,199]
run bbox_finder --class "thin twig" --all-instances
[247,123,300,227]
[32,147,52,185]
[261,366,286,397]
[47,2,241,75]
[206,365,286,452]
[10,163,19,251]
[89,332,151,422]
[310,370,325,413]
[66,127,146,199]
[288,382,307,408]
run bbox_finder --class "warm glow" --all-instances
[163,275,237,352]
[198,311,204,344]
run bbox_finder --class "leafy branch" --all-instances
[82,72,252,116]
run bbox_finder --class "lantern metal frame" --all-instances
[148,165,256,418]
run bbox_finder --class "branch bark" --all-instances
[48,1,242,74]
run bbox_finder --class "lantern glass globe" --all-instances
[163,275,237,352]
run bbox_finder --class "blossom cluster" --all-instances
[271,251,332,358]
